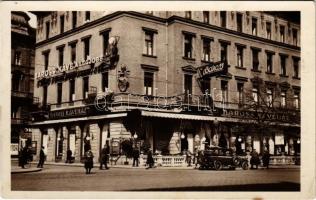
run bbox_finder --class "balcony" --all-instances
[11,90,33,99]
[11,118,30,125]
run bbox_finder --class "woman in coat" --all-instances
[84,150,94,174]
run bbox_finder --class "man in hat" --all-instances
[37,146,46,168]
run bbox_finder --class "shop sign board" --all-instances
[197,61,227,79]
[11,143,19,155]
[49,107,88,120]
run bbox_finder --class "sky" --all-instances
[26,11,37,28]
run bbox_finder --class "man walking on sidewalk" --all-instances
[100,144,109,170]
[132,146,140,167]
[37,146,45,168]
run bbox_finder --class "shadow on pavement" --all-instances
[127,182,300,191]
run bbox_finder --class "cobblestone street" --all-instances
[11,165,300,191]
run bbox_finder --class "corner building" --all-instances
[32,11,300,165]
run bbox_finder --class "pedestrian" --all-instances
[19,147,26,169]
[146,149,154,169]
[132,146,140,167]
[65,149,72,163]
[100,144,109,170]
[37,146,45,168]
[84,149,94,174]
[193,147,199,168]
[250,149,260,169]
[185,149,192,167]
[262,150,270,169]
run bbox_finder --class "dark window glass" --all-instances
[185,11,192,19]
[145,31,154,56]
[220,11,226,28]
[45,21,50,39]
[43,86,47,106]
[44,52,49,70]
[60,15,64,34]
[12,73,20,91]
[184,35,193,58]
[280,56,287,76]
[266,22,271,39]
[14,51,21,65]
[203,11,209,23]
[102,72,109,92]
[85,11,90,21]
[72,11,77,29]
[58,47,64,66]
[220,43,227,62]
[144,72,154,96]
[280,25,285,43]
[236,46,243,67]
[70,43,76,62]
[252,18,257,35]
[83,77,89,99]
[83,38,90,60]
[252,50,259,71]
[57,82,62,105]
[184,74,192,95]
[237,82,244,104]
[202,77,210,94]
[69,79,75,101]
[293,29,298,46]
[102,31,109,55]
[221,80,228,102]
[266,53,273,73]
[293,58,299,78]
[237,13,243,32]
[202,38,211,61]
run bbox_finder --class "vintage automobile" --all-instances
[197,146,249,170]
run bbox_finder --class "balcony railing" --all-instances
[11,90,33,99]
[11,118,31,125]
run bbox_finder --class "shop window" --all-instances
[45,21,50,39]
[83,37,90,60]
[102,31,110,56]
[266,22,271,39]
[252,49,259,71]
[185,11,192,19]
[220,11,226,28]
[72,11,77,29]
[69,79,75,102]
[221,80,228,103]
[252,87,258,103]
[14,51,21,66]
[281,91,286,108]
[70,43,76,63]
[57,46,64,66]
[236,13,243,32]
[266,52,273,73]
[83,76,89,99]
[60,15,64,34]
[293,58,299,78]
[252,17,257,36]
[292,29,298,46]
[43,51,49,70]
[237,82,244,104]
[280,25,285,43]
[266,88,273,107]
[236,45,243,67]
[85,11,90,22]
[220,43,227,62]
[280,55,287,76]
[203,11,210,23]
[184,34,193,59]
[102,72,109,92]
[144,72,154,96]
[293,91,300,109]
[57,82,62,105]
[202,38,211,62]
[144,31,154,56]
[43,85,48,106]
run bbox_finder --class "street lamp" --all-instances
[180,133,185,139]
[133,133,138,139]
[297,138,300,144]
[238,137,242,142]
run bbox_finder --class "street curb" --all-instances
[11,168,42,174]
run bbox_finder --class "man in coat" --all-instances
[37,146,45,168]
[250,149,260,169]
[146,149,154,169]
[132,146,140,167]
[262,150,270,169]
[100,144,109,170]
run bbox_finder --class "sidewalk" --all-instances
[11,166,42,174]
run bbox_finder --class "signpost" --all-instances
[197,61,228,79]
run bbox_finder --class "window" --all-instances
[83,38,90,60]
[184,34,193,58]
[237,82,244,104]
[102,72,109,92]
[201,77,210,94]
[57,82,62,105]
[14,51,21,66]
[293,29,298,46]
[280,56,287,76]
[58,46,64,66]
[293,58,299,78]
[144,72,154,96]
[60,15,64,34]
[102,31,110,56]
[72,11,77,29]
[252,18,257,36]
[202,38,211,61]
[69,79,75,102]
[266,22,271,39]
[144,31,154,56]
[236,46,243,67]
[221,80,228,103]
[220,11,226,28]
[85,11,90,21]
[185,11,192,19]
[203,11,210,23]
[43,86,47,106]
[45,21,50,39]
[83,76,89,99]
[281,91,286,108]
[184,74,192,95]
[252,49,259,71]
[266,88,273,107]
[12,73,20,91]
[293,91,300,109]
[280,25,285,43]
[236,13,243,32]
[70,43,76,63]
[220,43,228,62]
[43,52,49,70]
[252,87,258,103]
[266,53,273,73]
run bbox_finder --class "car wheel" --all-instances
[242,161,249,170]
[214,161,222,171]
[233,157,240,166]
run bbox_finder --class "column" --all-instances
[187,134,194,153]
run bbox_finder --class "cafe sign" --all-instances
[197,61,227,79]
[49,107,89,119]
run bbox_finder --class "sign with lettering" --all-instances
[197,61,227,79]
[49,107,89,119]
